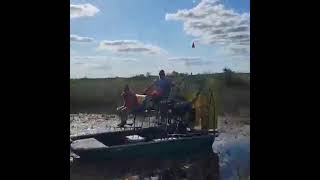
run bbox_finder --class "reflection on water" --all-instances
[213,134,250,180]
[71,153,219,180]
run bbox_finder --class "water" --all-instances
[70,140,249,180]
[71,153,219,180]
[213,134,250,180]
[70,114,250,180]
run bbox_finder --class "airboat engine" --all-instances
[159,98,196,134]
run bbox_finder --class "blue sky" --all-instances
[70,0,250,78]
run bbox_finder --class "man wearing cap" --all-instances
[144,70,174,123]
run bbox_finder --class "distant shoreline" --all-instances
[70,72,250,80]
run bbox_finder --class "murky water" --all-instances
[213,134,250,180]
[71,153,219,180]
[70,114,250,180]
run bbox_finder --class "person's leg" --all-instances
[117,106,126,118]
[159,98,167,124]
[155,96,169,124]
[117,106,128,127]
[128,105,145,121]
[144,96,153,110]
[117,106,124,119]
[117,106,125,111]
[151,96,160,121]
[122,107,129,123]
[116,106,122,123]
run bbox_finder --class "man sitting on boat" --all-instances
[144,70,174,123]
[144,70,174,99]
[116,84,140,127]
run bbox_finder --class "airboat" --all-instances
[70,81,218,162]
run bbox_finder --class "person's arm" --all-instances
[144,84,153,92]
[144,81,155,94]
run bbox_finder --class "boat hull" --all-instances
[72,134,215,161]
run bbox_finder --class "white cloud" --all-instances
[70,49,77,56]
[70,34,94,43]
[70,55,137,62]
[70,63,112,78]
[166,0,250,56]
[218,44,250,57]
[168,57,202,62]
[70,56,111,78]
[71,56,104,60]
[70,3,100,19]
[168,57,212,66]
[98,40,167,55]
[229,45,250,55]
[73,62,110,69]
[70,55,149,78]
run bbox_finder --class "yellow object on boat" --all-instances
[194,94,209,130]
[191,89,218,131]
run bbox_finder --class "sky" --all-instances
[70,0,250,78]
